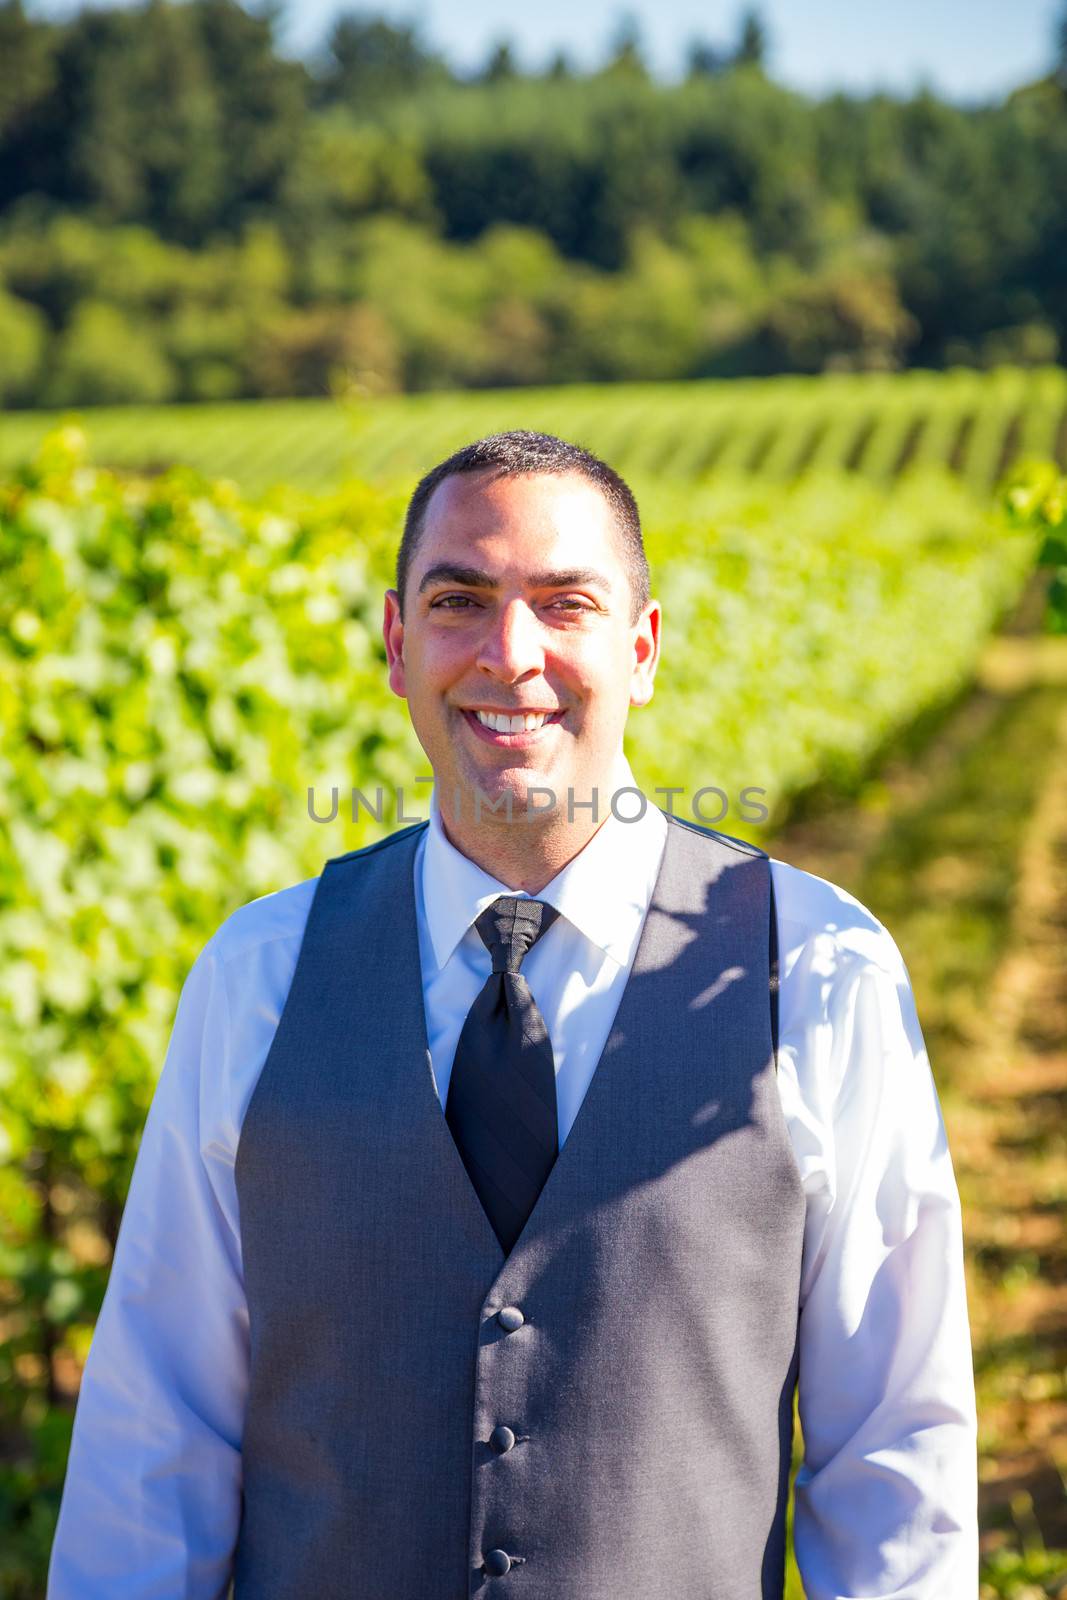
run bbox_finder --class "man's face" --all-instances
[382,469,660,823]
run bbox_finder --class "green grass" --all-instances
[1,366,1065,497]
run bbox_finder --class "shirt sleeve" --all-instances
[47,941,248,1600]
[784,914,978,1599]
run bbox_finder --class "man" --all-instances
[48,430,977,1598]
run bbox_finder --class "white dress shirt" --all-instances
[47,766,978,1600]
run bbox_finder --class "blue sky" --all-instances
[32,0,1063,102]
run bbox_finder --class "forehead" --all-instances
[415,468,624,577]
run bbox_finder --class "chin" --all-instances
[456,763,557,821]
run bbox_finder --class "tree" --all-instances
[318,11,448,107]
[0,2,56,207]
[45,300,176,405]
[544,49,573,82]
[735,8,767,69]
[193,0,308,210]
[481,40,517,85]
[604,11,648,79]
[0,286,47,402]
[686,38,729,79]
[92,0,226,237]
[0,0,307,239]
[0,1,55,141]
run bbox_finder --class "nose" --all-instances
[475,598,545,683]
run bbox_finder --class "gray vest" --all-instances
[233,811,806,1599]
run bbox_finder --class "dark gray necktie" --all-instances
[445,895,561,1255]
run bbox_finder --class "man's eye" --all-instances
[429,594,591,612]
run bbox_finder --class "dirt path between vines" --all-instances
[773,623,1067,1575]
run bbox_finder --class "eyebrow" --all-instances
[416,563,612,595]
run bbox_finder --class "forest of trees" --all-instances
[0,0,1065,404]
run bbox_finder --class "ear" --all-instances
[630,599,661,709]
[383,589,407,699]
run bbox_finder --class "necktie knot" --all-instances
[475,895,559,974]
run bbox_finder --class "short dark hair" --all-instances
[396,429,651,625]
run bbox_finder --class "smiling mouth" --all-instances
[460,708,565,744]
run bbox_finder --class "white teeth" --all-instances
[474,710,553,733]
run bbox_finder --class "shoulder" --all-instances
[661,814,908,982]
[662,810,768,861]
[321,819,429,872]
[659,811,906,979]
[202,874,320,975]
[767,856,925,1122]
[202,822,429,974]
[767,853,910,986]
[766,859,935,1178]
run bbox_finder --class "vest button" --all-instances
[497,1306,524,1332]
[489,1425,516,1454]
[484,1549,512,1577]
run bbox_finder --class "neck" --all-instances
[434,761,630,894]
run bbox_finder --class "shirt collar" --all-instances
[422,759,667,972]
